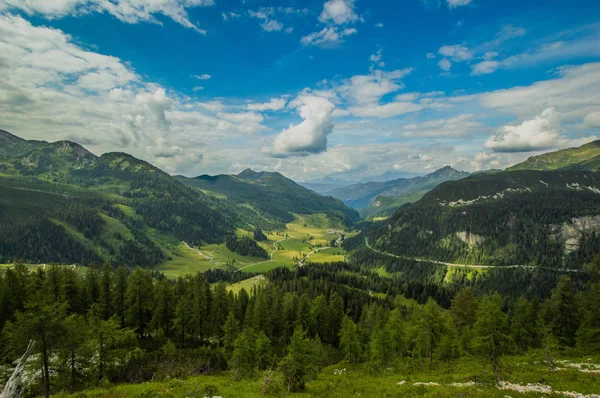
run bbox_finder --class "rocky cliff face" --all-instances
[560,215,600,252]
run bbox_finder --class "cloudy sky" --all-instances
[0,0,599,181]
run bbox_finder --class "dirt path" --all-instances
[236,237,288,272]
[298,246,331,266]
[364,236,580,273]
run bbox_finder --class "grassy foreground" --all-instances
[53,354,600,398]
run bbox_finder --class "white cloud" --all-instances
[0,0,214,34]
[0,14,269,176]
[338,68,412,106]
[301,26,357,46]
[318,0,360,25]
[446,0,472,8]
[192,74,211,80]
[484,108,565,152]
[222,11,240,21]
[471,60,500,75]
[438,58,452,71]
[426,52,436,59]
[583,111,600,128]
[409,153,433,161]
[273,95,335,156]
[477,62,600,120]
[374,22,384,28]
[399,114,485,137]
[248,9,285,32]
[439,45,472,61]
[247,98,287,111]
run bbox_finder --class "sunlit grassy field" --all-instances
[157,213,347,277]
[53,353,600,398]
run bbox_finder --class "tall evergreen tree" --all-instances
[473,293,513,379]
[125,267,154,337]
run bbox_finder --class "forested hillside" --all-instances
[177,169,360,227]
[0,131,358,267]
[367,170,600,268]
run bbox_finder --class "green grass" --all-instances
[307,247,346,263]
[227,275,266,293]
[156,244,213,278]
[155,214,348,277]
[53,353,600,398]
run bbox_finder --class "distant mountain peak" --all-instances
[237,168,257,177]
[428,166,467,178]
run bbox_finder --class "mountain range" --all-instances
[0,130,358,267]
[366,140,600,270]
[326,166,470,218]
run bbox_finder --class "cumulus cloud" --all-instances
[471,60,500,75]
[192,74,211,80]
[273,95,335,156]
[583,111,600,128]
[0,14,268,176]
[0,0,213,34]
[439,45,472,61]
[318,0,360,25]
[302,0,361,47]
[484,108,565,152]
[247,98,287,111]
[438,58,452,71]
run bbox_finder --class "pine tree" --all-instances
[125,267,154,337]
[511,296,534,352]
[473,293,513,379]
[7,292,67,398]
[112,266,128,328]
[339,315,361,363]
[98,264,113,321]
[222,311,240,353]
[151,278,174,337]
[414,298,445,366]
[210,282,230,338]
[278,327,324,393]
[543,276,580,347]
[58,314,90,393]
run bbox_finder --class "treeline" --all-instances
[225,236,269,258]
[1,259,600,396]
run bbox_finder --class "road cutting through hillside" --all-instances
[364,236,580,273]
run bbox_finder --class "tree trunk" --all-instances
[0,340,36,398]
[41,332,50,398]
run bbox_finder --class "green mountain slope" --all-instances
[368,170,600,269]
[327,166,469,217]
[176,168,361,227]
[508,140,600,171]
[0,130,360,267]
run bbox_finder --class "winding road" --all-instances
[364,236,581,273]
[236,237,289,272]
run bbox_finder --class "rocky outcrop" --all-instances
[560,215,600,253]
[456,230,485,247]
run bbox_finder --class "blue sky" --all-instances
[0,0,599,180]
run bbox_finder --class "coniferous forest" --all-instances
[1,257,600,397]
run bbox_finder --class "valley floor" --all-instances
[53,354,600,397]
